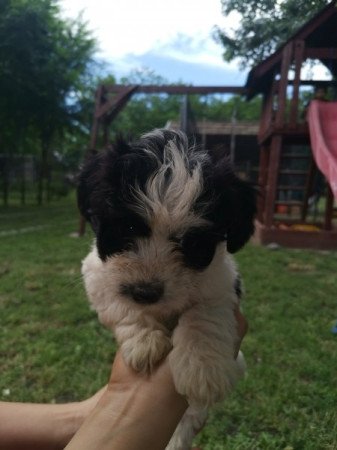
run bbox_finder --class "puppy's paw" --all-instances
[122,330,172,373]
[169,349,240,407]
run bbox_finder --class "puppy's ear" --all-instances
[213,157,257,253]
[77,138,132,232]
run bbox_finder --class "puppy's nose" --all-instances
[129,281,164,304]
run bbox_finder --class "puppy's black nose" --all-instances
[125,281,164,304]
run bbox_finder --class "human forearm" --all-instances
[65,355,188,450]
[0,400,85,450]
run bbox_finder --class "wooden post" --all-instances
[275,43,293,128]
[324,184,334,230]
[258,88,274,140]
[301,156,316,222]
[264,136,282,227]
[289,40,305,126]
[89,85,104,150]
[79,86,105,236]
[257,145,269,223]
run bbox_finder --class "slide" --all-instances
[307,100,337,199]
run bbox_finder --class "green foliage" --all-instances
[112,68,181,137]
[110,68,262,138]
[1,198,337,448]
[0,0,97,204]
[0,0,96,140]
[216,0,329,68]
[190,94,262,121]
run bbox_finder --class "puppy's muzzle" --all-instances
[121,280,164,304]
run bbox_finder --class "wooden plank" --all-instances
[254,220,337,250]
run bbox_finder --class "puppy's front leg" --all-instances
[114,315,172,373]
[169,305,242,407]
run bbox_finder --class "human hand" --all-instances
[66,309,248,450]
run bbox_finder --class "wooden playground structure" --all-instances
[83,2,337,249]
[245,1,337,249]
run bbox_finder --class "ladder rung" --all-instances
[275,200,303,206]
[277,185,305,190]
[282,154,310,159]
[279,170,308,175]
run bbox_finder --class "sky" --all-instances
[59,0,247,86]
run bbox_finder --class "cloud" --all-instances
[111,50,247,85]
[59,0,244,84]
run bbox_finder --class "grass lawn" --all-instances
[1,194,336,449]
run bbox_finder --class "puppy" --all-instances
[77,129,256,449]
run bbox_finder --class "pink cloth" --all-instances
[307,100,337,199]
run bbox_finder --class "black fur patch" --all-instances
[77,129,257,263]
[234,275,243,299]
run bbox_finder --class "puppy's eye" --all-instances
[179,228,224,271]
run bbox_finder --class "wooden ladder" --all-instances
[275,150,314,219]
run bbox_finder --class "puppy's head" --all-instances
[78,129,256,312]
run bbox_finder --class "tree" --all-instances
[215,0,329,68]
[110,68,262,139]
[0,0,97,204]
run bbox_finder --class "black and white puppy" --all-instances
[78,129,256,449]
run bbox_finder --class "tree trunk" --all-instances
[37,140,49,205]
[20,156,26,205]
[3,168,9,206]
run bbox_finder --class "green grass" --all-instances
[1,194,337,449]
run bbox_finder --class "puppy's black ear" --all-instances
[225,177,257,253]
[77,138,132,233]
[213,157,257,253]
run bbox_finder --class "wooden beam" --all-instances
[104,84,247,96]
[295,5,337,42]
[290,40,305,126]
[96,86,138,119]
[274,79,334,88]
[305,48,337,59]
